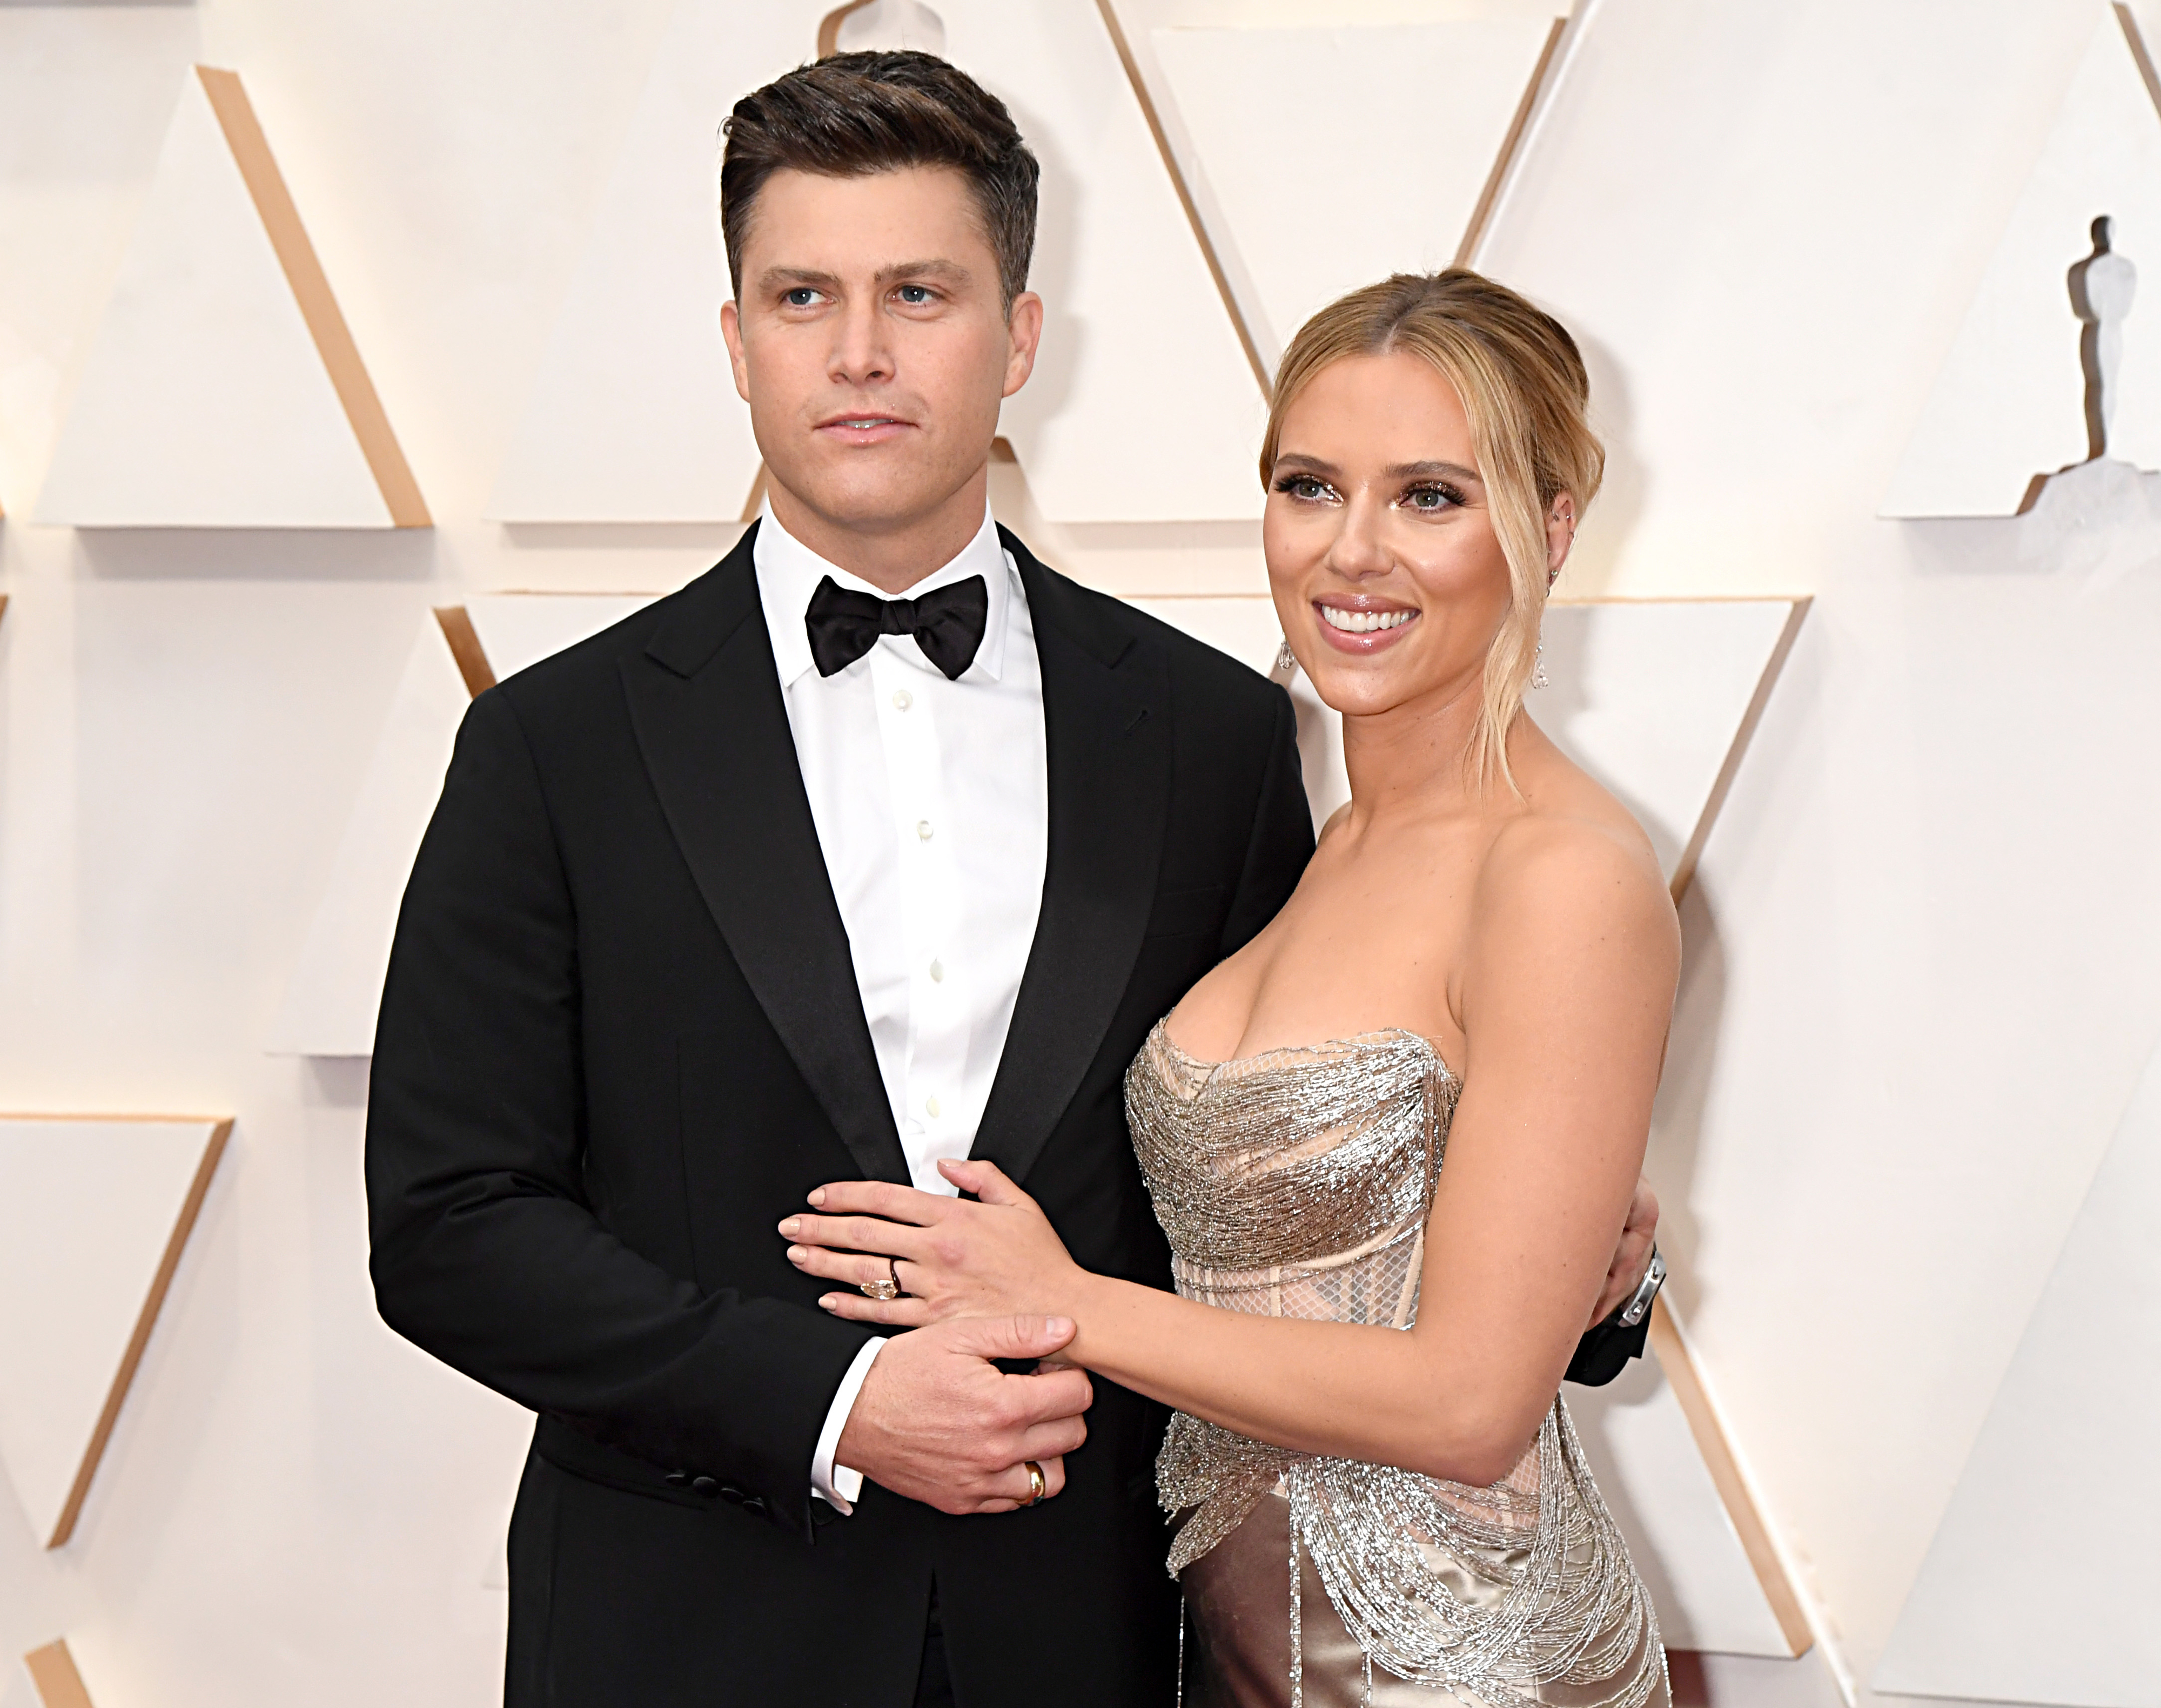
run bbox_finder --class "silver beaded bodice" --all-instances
[1126,1021,1664,1708]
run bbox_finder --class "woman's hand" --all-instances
[780,1159,1088,1328]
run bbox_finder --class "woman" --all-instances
[781,271,1675,1708]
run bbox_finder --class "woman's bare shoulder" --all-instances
[1473,757,1677,965]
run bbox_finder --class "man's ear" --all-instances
[1002,291,1044,399]
[719,299,751,403]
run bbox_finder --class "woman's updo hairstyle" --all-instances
[1260,270,1604,794]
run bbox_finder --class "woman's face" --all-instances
[1265,351,1534,724]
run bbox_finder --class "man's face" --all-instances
[721,165,1041,537]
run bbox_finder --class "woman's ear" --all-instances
[1545,495,1578,587]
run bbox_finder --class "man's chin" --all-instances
[768,462,981,536]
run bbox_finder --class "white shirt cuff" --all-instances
[811,1337,885,1515]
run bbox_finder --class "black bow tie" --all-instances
[804,574,990,682]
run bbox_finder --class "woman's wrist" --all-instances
[1061,1267,1133,1367]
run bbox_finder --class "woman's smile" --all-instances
[1314,597,1421,651]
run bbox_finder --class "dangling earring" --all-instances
[1272,640,1298,680]
[1530,639,1549,691]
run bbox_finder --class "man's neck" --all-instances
[766,466,993,596]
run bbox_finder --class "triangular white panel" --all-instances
[0,1117,227,1548]
[271,595,658,1057]
[1124,594,1803,880]
[1876,1040,2161,1706]
[1126,596,1801,879]
[1152,12,1559,364]
[939,1,1267,522]
[267,615,473,1057]
[464,593,659,683]
[35,70,394,528]
[487,3,830,522]
[1539,599,1802,885]
[1882,7,2161,517]
[1568,1344,1797,1656]
[1142,596,1802,877]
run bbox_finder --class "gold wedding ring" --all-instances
[1022,1460,1047,1507]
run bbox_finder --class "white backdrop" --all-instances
[4,2,2160,1705]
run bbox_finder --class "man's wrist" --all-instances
[811,1335,885,1514]
[1614,1245,1665,1328]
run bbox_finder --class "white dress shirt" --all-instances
[751,501,1049,1513]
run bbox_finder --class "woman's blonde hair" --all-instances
[1260,270,1605,794]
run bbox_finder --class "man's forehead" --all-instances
[740,165,992,268]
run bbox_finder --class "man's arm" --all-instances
[1566,1180,1661,1386]
[367,689,882,1535]
[368,689,1090,1529]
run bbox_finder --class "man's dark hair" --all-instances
[720,51,1040,310]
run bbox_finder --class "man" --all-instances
[366,50,1657,1708]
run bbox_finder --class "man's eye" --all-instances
[783,288,820,307]
[896,285,934,305]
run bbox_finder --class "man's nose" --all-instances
[829,298,894,386]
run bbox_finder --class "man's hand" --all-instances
[834,1315,1092,1515]
[1588,1177,1660,1327]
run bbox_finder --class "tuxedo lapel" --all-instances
[972,532,1170,1186]
[620,526,910,1186]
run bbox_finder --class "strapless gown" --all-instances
[1124,1024,1667,1708]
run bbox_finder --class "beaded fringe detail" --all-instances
[1130,1023,1666,1708]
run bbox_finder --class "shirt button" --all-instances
[916,819,934,840]
[925,1095,942,1118]
[892,689,913,711]
[929,958,944,983]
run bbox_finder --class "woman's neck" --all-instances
[1337,673,1494,832]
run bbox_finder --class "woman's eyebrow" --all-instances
[1384,460,1482,483]
[1272,454,1484,484]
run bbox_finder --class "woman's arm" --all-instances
[785,823,1679,1486]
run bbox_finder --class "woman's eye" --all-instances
[1401,485,1463,513]
[1274,475,1335,502]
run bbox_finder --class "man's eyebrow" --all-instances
[758,266,842,292]
[755,260,974,294]
[873,258,971,287]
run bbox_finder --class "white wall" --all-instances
[3,2,2157,1704]
[1481,0,2161,1688]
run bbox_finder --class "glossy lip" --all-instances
[814,409,915,448]
[1312,595,1420,655]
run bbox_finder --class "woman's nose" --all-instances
[1328,497,1395,576]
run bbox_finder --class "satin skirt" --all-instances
[1179,1491,1669,1708]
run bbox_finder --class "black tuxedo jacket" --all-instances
[366,524,1315,1706]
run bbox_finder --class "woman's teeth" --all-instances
[1319,606,1416,634]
